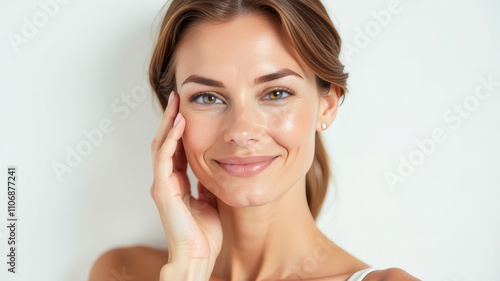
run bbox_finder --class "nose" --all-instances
[222,103,264,146]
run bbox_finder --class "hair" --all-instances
[149,0,348,219]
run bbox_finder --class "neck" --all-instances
[211,178,333,280]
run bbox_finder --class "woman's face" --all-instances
[175,14,335,207]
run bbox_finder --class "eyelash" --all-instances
[189,87,295,104]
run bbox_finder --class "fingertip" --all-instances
[167,91,175,104]
[173,113,182,127]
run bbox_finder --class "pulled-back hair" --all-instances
[149,0,348,219]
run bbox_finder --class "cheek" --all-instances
[265,102,316,151]
[181,113,216,167]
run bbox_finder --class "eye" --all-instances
[263,89,293,100]
[191,93,224,104]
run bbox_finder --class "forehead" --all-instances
[174,14,308,83]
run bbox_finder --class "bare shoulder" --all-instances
[88,245,168,281]
[364,267,421,281]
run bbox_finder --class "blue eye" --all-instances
[192,93,223,104]
[263,89,293,100]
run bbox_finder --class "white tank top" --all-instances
[346,268,378,281]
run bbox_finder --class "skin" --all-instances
[173,14,358,280]
[89,12,421,281]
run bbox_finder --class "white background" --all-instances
[1,0,499,280]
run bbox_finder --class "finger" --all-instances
[151,91,178,172]
[173,137,188,173]
[155,112,185,184]
[171,115,192,203]
[173,136,191,206]
[151,91,178,154]
[151,114,190,213]
[155,184,200,248]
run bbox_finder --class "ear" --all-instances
[316,84,341,132]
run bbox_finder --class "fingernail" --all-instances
[168,91,174,104]
[173,113,182,127]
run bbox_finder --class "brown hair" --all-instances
[149,0,348,219]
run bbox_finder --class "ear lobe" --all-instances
[317,84,341,131]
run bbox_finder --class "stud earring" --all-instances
[321,123,327,130]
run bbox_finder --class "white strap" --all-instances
[346,268,378,281]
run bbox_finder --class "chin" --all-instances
[209,180,279,208]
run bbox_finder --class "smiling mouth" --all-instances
[215,156,278,177]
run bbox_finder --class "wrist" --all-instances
[160,258,213,281]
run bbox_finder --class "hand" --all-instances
[150,91,222,276]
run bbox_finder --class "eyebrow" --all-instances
[181,68,303,88]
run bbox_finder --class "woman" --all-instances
[90,0,420,280]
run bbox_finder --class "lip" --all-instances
[215,156,278,177]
